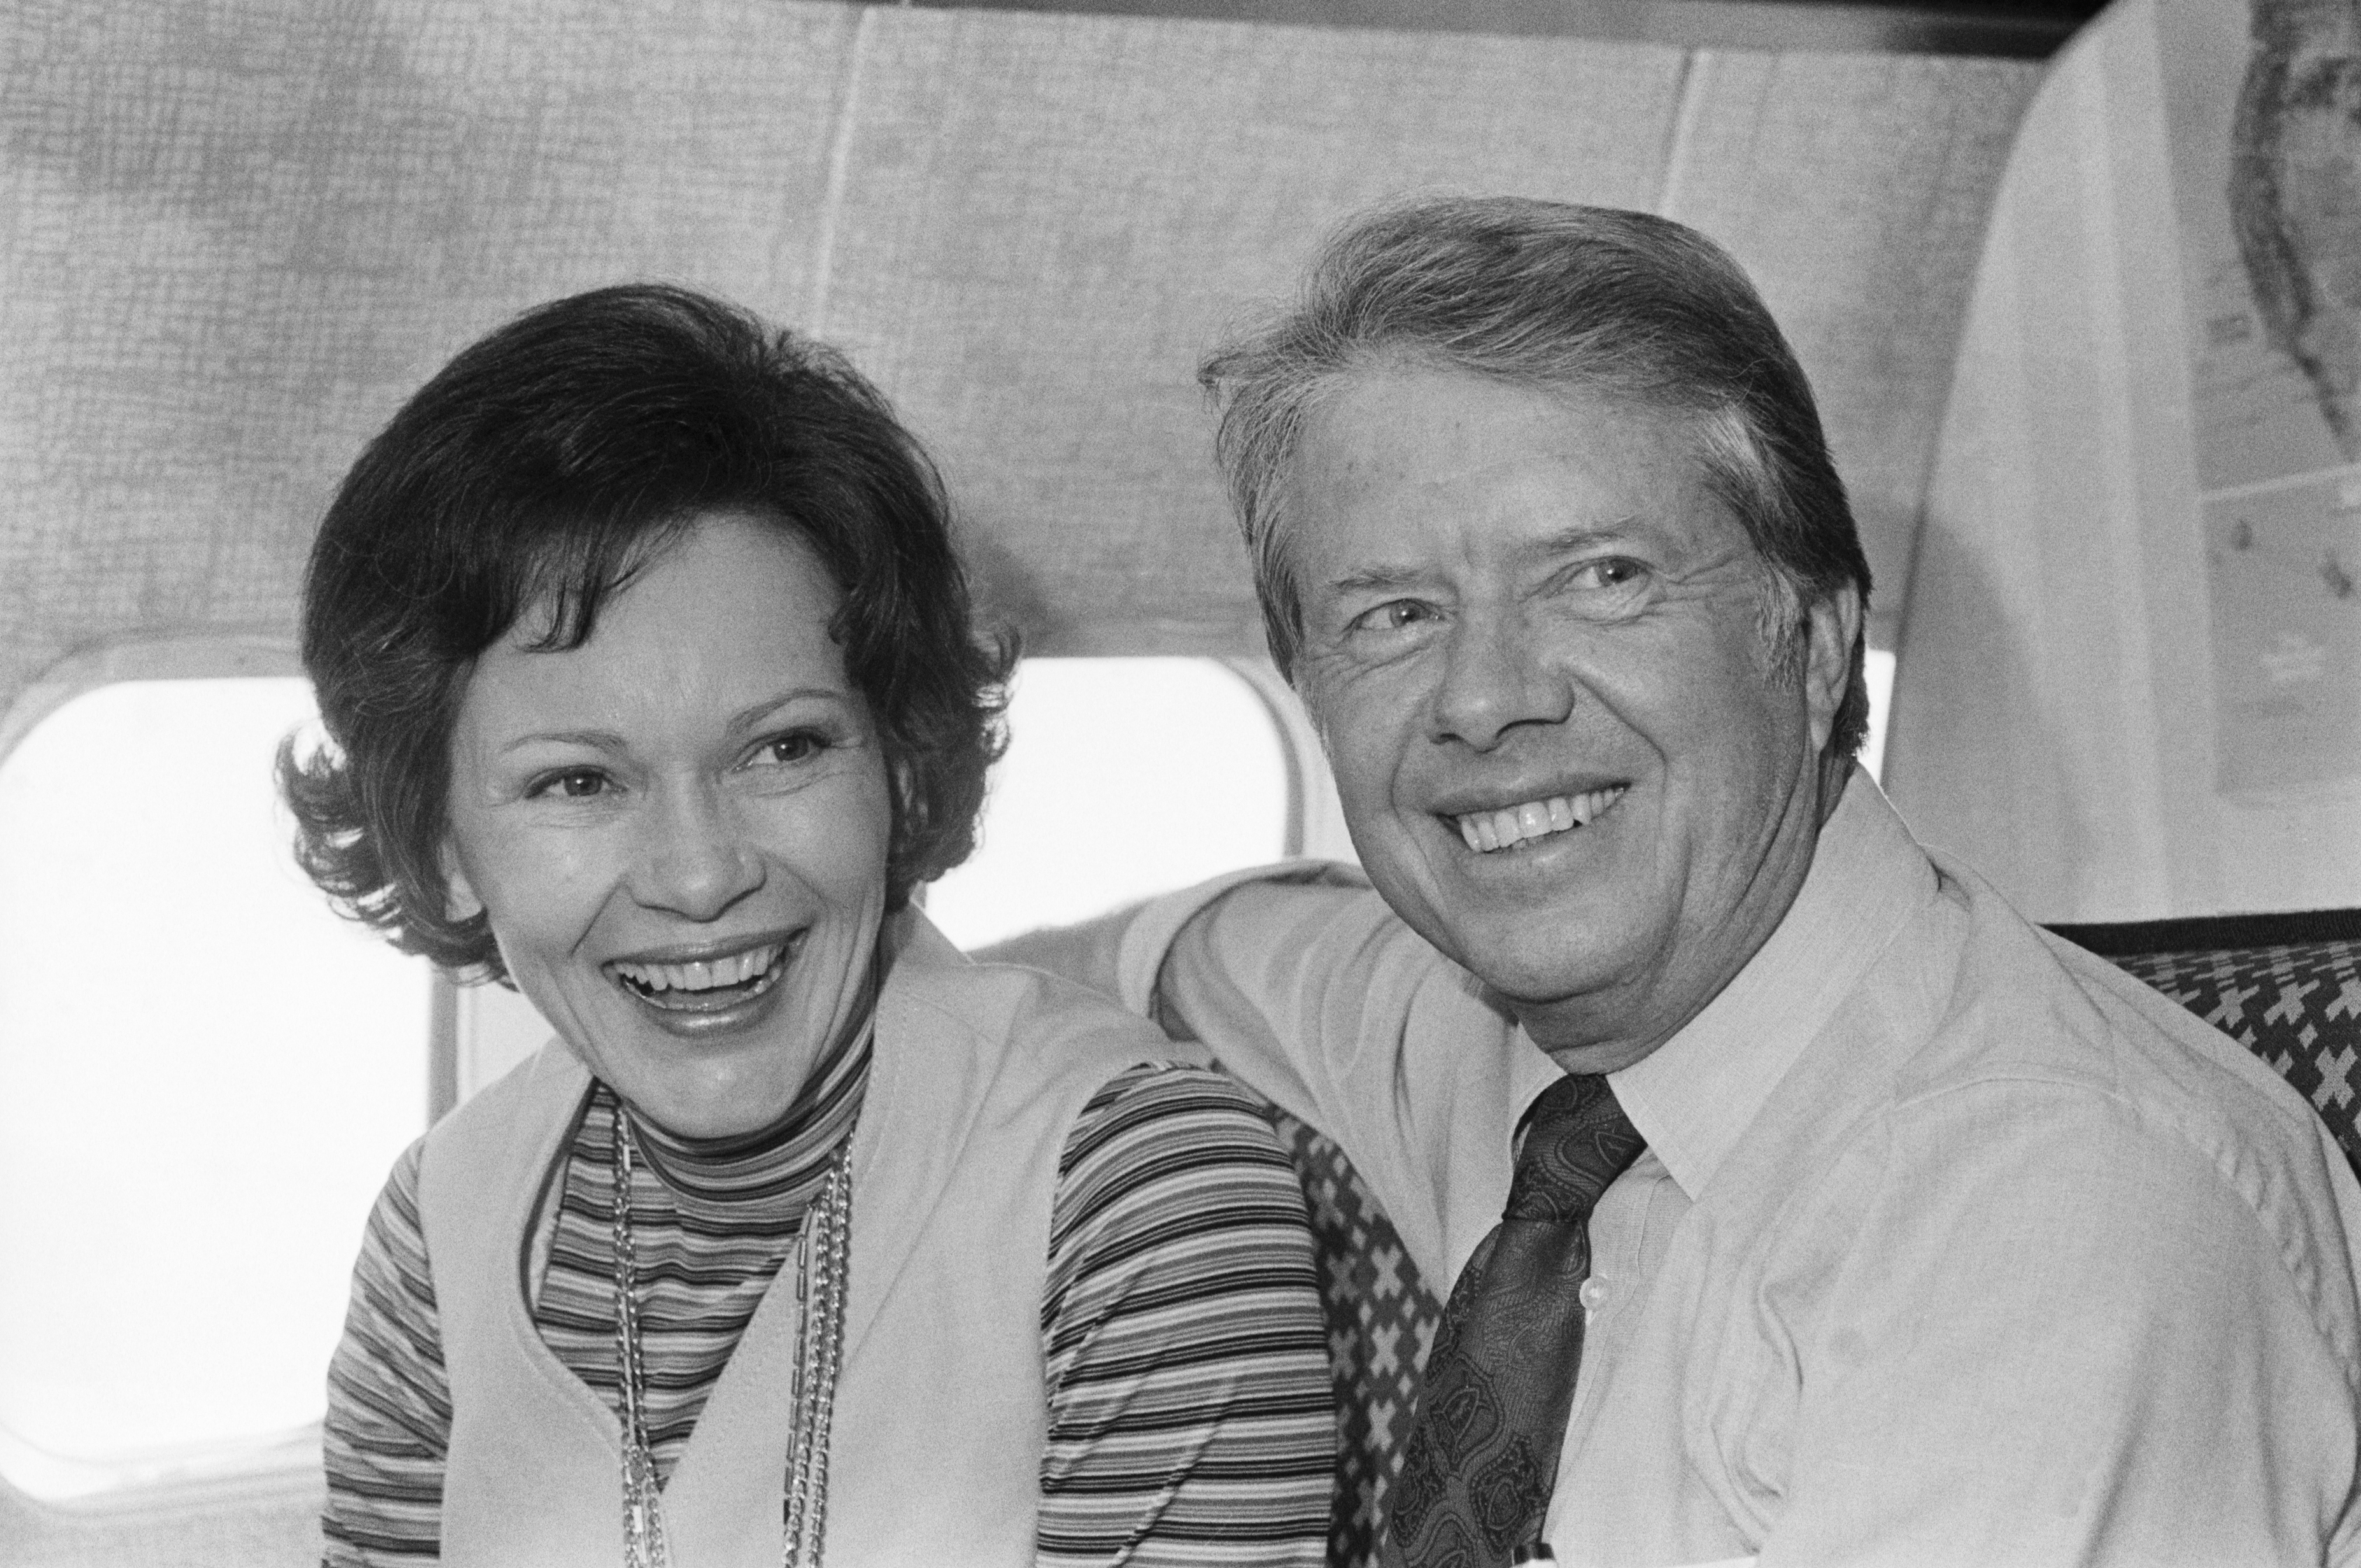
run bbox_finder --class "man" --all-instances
[1007,197,2361,1565]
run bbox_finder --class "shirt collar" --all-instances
[1599,769,1938,1199]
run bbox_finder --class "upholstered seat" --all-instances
[1272,908,2361,1568]
[2050,911,2361,1182]
[1265,1112,1440,1568]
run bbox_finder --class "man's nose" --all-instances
[1429,607,1571,751]
[632,783,764,919]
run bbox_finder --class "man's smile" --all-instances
[1449,785,1628,852]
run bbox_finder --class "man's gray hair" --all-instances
[1200,195,1874,761]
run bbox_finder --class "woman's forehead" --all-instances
[467,514,857,737]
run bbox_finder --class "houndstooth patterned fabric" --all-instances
[2107,939,2361,1181]
[1268,1110,1442,1568]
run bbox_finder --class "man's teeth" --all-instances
[1454,788,1625,852]
[613,943,783,994]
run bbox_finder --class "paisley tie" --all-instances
[1386,1073,1647,1568]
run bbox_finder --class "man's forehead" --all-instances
[1284,369,1731,580]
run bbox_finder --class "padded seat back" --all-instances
[2050,912,2361,1182]
[1265,1111,1440,1568]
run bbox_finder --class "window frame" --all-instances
[0,636,441,1507]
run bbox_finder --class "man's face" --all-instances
[1287,365,1855,1071]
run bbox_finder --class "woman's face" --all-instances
[441,511,893,1138]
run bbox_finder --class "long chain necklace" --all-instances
[612,1100,672,1568]
[782,1120,852,1566]
[613,1100,854,1568]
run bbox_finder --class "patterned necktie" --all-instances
[1387,1073,1647,1568]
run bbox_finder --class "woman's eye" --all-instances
[755,731,825,766]
[532,768,608,800]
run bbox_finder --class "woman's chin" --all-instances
[571,1027,814,1141]
[549,967,851,1139]
[609,1071,802,1141]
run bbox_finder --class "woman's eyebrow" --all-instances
[498,727,625,756]
[727,688,850,733]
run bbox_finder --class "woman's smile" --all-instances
[606,929,802,1031]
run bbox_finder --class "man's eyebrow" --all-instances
[1321,563,1428,598]
[1515,521,1642,565]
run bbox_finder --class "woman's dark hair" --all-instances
[280,283,1012,981]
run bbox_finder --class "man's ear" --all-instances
[441,838,484,922]
[1801,580,1863,758]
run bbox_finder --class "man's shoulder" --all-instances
[1850,863,2360,1301]
[1894,863,2330,1158]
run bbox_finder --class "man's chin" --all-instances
[1435,914,1657,1022]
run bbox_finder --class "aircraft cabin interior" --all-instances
[3,0,2358,1563]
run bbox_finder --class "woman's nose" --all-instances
[1429,606,1573,751]
[631,784,763,919]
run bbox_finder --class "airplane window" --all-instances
[1864,647,1897,782]
[926,657,1294,949]
[0,677,430,1499]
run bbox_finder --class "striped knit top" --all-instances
[320,1034,1335,1565]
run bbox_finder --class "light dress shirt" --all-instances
[1114,772,2361,1567]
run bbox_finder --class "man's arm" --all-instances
[976,911,1137,1006]
[979,861,1402,1101]
[984,864,1545,1289]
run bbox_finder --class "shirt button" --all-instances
[1578,1276,1609,1312]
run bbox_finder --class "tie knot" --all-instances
[1503,1073,1645,1224]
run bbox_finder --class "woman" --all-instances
[287,285,1334,1567]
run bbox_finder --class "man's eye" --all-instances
[1353,600,1436,633]
[1578,558,1649,590]
[531,768,608,800]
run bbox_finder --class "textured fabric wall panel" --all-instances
[1662,49,2039,647]
[1,0,2041,716]
[816,6,1687,654]
[1,0,860,726]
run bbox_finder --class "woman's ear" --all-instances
[890,755,920,833]
[441,838,484,922]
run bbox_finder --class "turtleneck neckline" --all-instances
[616,1019,872,1205]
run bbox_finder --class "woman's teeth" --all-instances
[1454,787,1625,852]
[611,943,785,1004]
